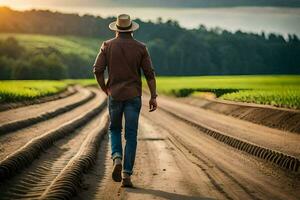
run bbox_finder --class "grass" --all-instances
[148,75,300,109]
[0,79,98,103]
[0,80,69,103]
[64,79,97,87]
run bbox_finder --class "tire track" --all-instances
[0,111,108,200]
[141,113,239,200]
[132,116,225,199]
[0,93,107,181]
[0,87,95,135]
[159,106,300,173]
[141,106,300,200]
[165,128,260,200]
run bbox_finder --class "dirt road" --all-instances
[0,86,299,200]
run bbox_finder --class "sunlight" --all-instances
[0,0,37,9]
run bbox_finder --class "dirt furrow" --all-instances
[41,114,109,199]
[0,91,106,180]
[73,131,120,200]
[0,86,89,125]
[0,111,108,200]
[0,88,105,161]
[0,87,95,134]
[73,134,111,200]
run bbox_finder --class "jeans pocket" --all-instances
[130,96,142,110]
[108,96,120,111]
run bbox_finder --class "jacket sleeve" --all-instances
[93,42,107,76]
[141,46,155,81]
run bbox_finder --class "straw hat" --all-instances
[109,14,139,32]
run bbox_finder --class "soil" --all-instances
[0,87,106,160]
[76,110,300,200]
[75,96,300,200]
[0,89,299,200]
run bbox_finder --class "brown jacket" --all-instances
[93,34,155,101]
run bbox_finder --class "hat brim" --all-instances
[109,21,139,32]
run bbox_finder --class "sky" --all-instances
[1,0,299,37]
[1,0,300,9]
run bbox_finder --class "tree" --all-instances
[0,56,13,80]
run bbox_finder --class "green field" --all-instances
[0,79,100,103]
[1,76,299,109]
[150,75,300,109]
[0,80,69,103]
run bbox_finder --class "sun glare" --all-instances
[0,0,36,9]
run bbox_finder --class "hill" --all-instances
[0,33,102,79]
[0,34,101,58]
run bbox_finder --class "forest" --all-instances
[0,7,299,79]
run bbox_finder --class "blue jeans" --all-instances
[108,95,142,175]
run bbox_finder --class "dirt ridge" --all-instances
[0,97,107,181]
[0,111,107,200]
[41,114,109,199]
[0,90,96,135]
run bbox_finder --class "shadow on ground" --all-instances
[126,187,215,200]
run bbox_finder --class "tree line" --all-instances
[0,36,97,80]
[0,7,299,79]
[0,37,68,79]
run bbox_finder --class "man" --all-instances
[93,14,157,187]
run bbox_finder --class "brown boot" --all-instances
[112,158,122,182]
[121,172,133,187]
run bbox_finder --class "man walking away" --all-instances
[93,14,157,187]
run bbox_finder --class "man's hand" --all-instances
[149,97,157,112]
[94,73,108,96]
